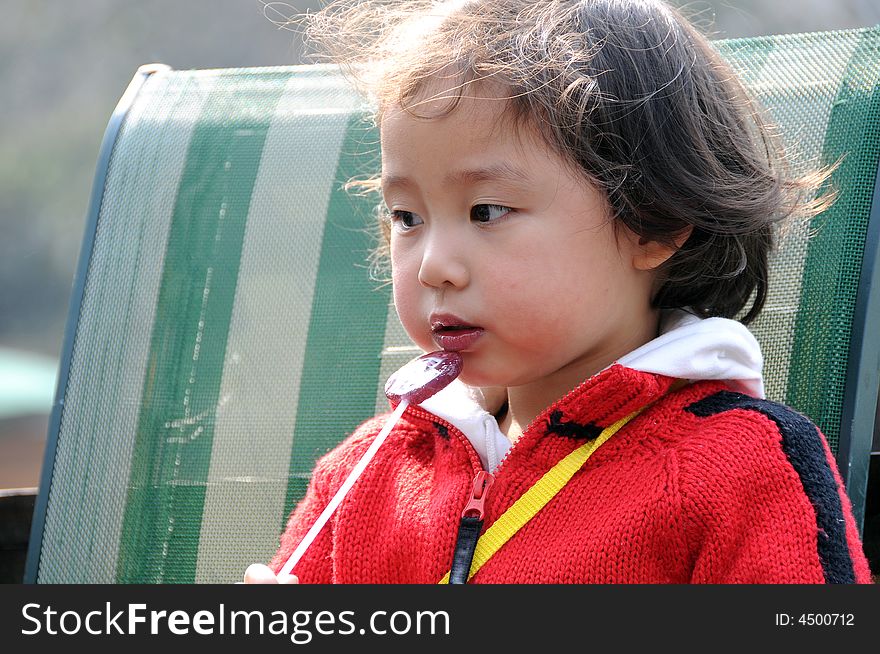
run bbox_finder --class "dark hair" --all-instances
[304,0,833,324]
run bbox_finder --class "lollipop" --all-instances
[384,350,464,405]
[277,350,463,577]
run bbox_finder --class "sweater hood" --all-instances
[417,309,764,471]
[616,309,764,398]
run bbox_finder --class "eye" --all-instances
[471,204,512,223]
[390,210,424,231]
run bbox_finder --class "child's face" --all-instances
[381,88,658,391]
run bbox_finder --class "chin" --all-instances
[455,362,509,389]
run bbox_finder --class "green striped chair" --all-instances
[26,28,880,583]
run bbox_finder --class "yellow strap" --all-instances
[438,408,643,584]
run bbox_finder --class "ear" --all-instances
[632,226,693,271]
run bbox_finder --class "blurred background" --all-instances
[1,0,879,494]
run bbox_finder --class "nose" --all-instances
[417,230,470,289]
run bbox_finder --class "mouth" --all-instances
[430,315,485,352]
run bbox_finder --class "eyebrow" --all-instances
[382,162,532,193]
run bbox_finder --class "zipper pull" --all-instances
[448,471,495,584]
[461,470,494,520]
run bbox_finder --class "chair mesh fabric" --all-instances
[38,68,391,582]
[717,29,880,454]
[34,28,880,582]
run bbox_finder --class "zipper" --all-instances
[403,405,501,583]
[407,405,485,474]
[405,405,492,583]
[448,471,494,584]
[407,404,519,478]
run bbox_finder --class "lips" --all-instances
[430,314,485,352]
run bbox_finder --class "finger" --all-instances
[243,563,279,584]
[276,573,299,584]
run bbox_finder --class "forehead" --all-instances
[379,82,545,174]
[380,106,535,200]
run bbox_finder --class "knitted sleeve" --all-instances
[268,449,335,583]
[679,391,872,584]
[269,415,388,583]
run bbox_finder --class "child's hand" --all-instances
[242,563,299,584]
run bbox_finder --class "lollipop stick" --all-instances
[278,399,410,578]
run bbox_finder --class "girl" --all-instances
[246,0,872,584]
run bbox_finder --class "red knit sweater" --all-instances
[270,365,872,583]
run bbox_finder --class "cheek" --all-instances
[391,266,416,318]
[496,249,606,326]
[495,245,573,301]
[391,261,432,348]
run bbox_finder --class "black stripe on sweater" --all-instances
[546,411,602,440]
[685,391,855,584]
